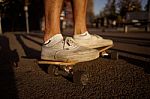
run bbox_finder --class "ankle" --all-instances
[74,31,91,39]
[44,34,63,44]
[74,25,87,35]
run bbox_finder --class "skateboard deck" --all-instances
[38,61,76,66]
[38,45,113,70]
[98,45,112,53]
[37,45,113,85]
[38,60,76,75]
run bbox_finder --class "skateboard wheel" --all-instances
[101,51,109,57]
[47,65,55,75]
[80,73,89,85]
[53,67,59,76]
[63,66,73,74]
[73,71,89,85]
[111,51,118,60]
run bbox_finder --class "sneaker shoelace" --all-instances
[92,34,103,39]
[64,37,79,50]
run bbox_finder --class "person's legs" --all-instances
[41,0,99,62]
[44,0,63,41]
[72,0,87,35]
[72,0,113,48]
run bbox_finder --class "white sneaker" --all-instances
[73,31,113,48]
[41,37,99,62]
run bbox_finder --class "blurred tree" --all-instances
[28,0,44,30]
[100,0,117,19]
[87,0,94,26]
[0,0,24,31]
[145,0,150,11]
[116,0,142,17]
[99,0,117,27]
[107,0,117,20]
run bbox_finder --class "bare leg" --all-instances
[44,0,64,41]
[41,0,100,63]
[72,0,88,35]
[71,0,113,49]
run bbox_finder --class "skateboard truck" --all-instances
[63,65,73,74]
[101,51,109,57]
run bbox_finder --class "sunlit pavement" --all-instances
[0,32,150,98]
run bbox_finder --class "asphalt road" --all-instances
[0,32,150,99]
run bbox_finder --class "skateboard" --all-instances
[38,45,113,85]
[97,45,113,57]
[38,60,89,85]
[38,60,76,74]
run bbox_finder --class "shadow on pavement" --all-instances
[0,35,19,98]
[15,34,41,59]
[22,35,42,46]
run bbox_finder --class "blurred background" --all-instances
[0,0,149,33]
[0,1,150,98]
